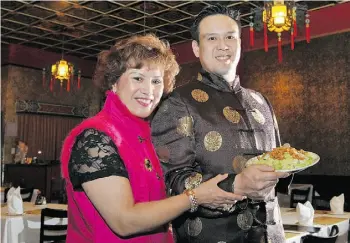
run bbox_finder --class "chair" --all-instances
[302,225,339,243]
[40,208,68,243]
[290,187,311,208]
[4,187,34,202]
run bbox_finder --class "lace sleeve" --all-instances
[69,128,128,190]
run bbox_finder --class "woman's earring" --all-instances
[112,85,117,94]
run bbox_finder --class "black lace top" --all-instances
[69,128,129,191]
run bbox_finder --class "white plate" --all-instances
[246,152,320,173]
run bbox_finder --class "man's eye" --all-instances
[133,77,142,82]
[208,37,216,41]
[227,36,236,40]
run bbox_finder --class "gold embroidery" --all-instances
[191,89,209,103]
[250,92,264,104]
[185,173,203,190]
[223,106,240,124]
[185,217,202,237]
[251,108,266,124]
[197,73,203,81]
[237,210,254,230]
[177,116,194,137]
[144,159,152,171]
[204,131,222,152]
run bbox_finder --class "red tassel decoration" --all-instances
[305,14,310,43]
[249,16,254,47]
[277,33,282,63]
[77,70,81,89]
[50,77,54,92]
[291,30,295,50]
[293,19,297,37]
[42,68,46,87]
[67,78,70,92]
[264,23,268,52]
[249,26,254,47]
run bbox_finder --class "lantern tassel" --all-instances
[291,30,295,50]
[50,77,54,92]
[42,68,46,87]
[293,19,297,37]
[264,23,268,52]
[67,78,70,92]
[278,34,282,63]
[306,24,310,43]
[78,70,81,89]
[249,26,254,47]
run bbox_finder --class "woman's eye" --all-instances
[152,79,162,84]
[133,77,142,82]
[208,37,216,41]
[227,36,236,40]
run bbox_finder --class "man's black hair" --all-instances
[190,4,241,42]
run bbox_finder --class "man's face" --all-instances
[192,14,241,77]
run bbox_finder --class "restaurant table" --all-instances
[1,202,67,243]
[281,207,350,243]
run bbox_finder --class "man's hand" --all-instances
[233,165,289,200]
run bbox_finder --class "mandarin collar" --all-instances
[198,69,242,93]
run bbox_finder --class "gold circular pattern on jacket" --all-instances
[191,89,209,102]
[250,92,264,104]
[177,116,194,137]
[204,131,222,152]
[197,73,203,81]
[237,210,254,230]
[251,108,266,125]
[185,217,202,237]
[144,159,152,172]
[223,106,240,124]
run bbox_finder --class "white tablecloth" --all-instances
[281,207,350,243]
[1,202,68,243]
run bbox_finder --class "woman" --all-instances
[61,34,243,243]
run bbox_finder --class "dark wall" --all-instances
[176,32,350,176]
[242,32,350,176]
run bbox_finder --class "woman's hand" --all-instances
[193,174,245,209]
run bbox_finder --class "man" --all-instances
[151,4,289,243]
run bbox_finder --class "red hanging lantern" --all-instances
[251,1,308,63]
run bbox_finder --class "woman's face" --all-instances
[113,65,164,118]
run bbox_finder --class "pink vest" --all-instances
[61,91,173,243]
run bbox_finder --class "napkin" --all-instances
[7,187,24,215]
[330,193,344,214]
[296,201,314,226]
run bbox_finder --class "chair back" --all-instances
[303,225,339,243]
[290,188,311,208]
[4,187,34,202]
[40,208,68,243]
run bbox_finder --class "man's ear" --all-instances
[192,40,200,58]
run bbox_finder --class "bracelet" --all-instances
[184,189,198,213]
